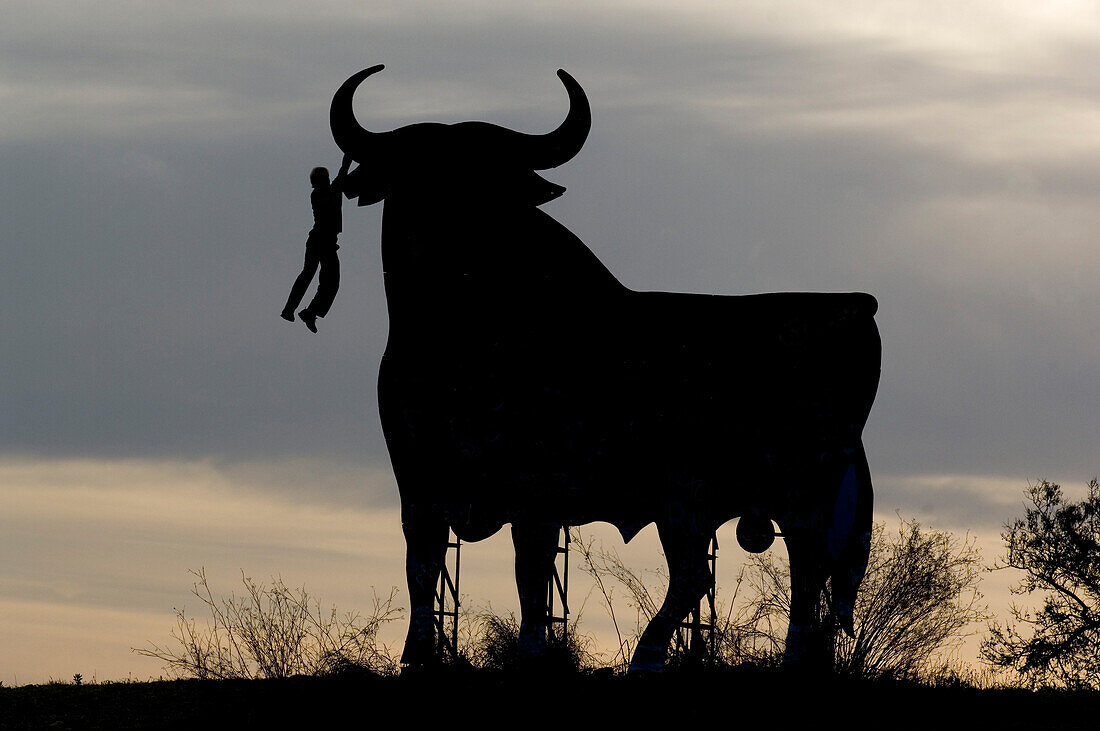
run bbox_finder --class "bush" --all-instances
[572,532,779,671]
[573,519,986,678]
[748,519,987,679]
[462,608,594,672]
[134,569,403,679]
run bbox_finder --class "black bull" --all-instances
[330,66,880,671]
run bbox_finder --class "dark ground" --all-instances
[2,668,1096,730]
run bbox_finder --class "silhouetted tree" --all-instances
[982,479,1100,689]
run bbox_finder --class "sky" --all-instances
[3,1,1100,683]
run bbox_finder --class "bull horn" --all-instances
[330,64,390,161]
[523,69,591,170]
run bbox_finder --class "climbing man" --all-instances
[281,152,355,333]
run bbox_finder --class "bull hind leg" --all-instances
[400,506,449,668]
[781,530,833,670]
[511,521,560,664]
[628,520,713,673]
[782,450,875,670]
[829,446,874,638]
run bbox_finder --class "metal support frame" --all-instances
[433,526,569,660]
[546,525,570,642]
[675,531,718,661]
[433,529,461,661]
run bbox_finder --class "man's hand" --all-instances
[334,152,354,192]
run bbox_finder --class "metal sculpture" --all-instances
[330,65,880,671]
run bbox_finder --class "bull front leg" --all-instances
[400,505,449,668]
[628,518,713,673]
[511,521,560,663]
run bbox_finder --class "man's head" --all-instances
[310,166,330,188]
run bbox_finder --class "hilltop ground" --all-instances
[1,668,1096,730]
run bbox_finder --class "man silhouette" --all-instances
[281,153,355,332]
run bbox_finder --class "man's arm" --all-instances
[332,153,354,192]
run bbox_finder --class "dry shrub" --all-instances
[573,519,986,679]
[134,568,403,679]
[462,607,594,672]
[572,531,779,672]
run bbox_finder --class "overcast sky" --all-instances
[3,1,1099,683]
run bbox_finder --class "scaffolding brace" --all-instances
[674,531,719,662]
[546,526,570,642]
[433,530,461,661]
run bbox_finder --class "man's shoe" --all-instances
[280,309,295,322]
[298,310,318,333]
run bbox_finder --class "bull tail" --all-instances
[826,447,874,637]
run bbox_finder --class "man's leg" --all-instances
[307,248,341,319]
[282,245,321,319]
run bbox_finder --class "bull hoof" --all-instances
[516,630,548,662]
[782,624,833,672]
[400,638,440,670]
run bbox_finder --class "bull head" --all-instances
[329,65,591,206]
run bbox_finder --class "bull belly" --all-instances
[382,384,847,519]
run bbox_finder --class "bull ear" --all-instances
[342,167,387,206]
[472,168,564,206]
[513,169,566,206]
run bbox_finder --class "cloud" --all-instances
[0,458,403,605]
[4,1,1100,479]
[874,473,1032,531]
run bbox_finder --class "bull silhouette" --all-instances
[330,66,880,671]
